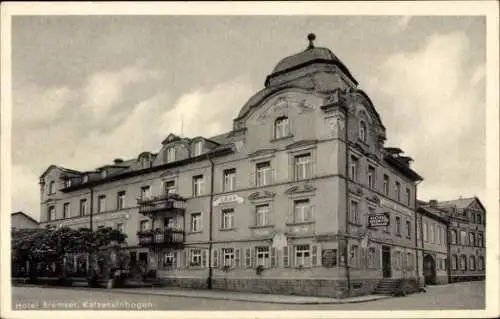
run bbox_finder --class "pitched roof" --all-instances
[437,197,477,210]
[11,211,39,224]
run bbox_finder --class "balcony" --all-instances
[136,228,185,247]
[137,193,186,217]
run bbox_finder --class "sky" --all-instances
[10,15,486,221]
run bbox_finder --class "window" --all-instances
[101,170,107,179]
[163,251,176,268]
[65,179,72,188]
[477,232,483,247]
[349,156,358,181]
[192,175,204,196]
[469,232,475,247]
[190,249,202,267]
[166,147,176,163]
[460,255,467,270]
[478,256,484,270]
[460,230,468,246]
[367,247,376,268]
[423,222,428,242]
[395,217,401,235]
[222,209,234,229]
[256,204,270,227]
[294,153,312,181]
[256,161,272,186]
[191,213,202,232]
[383,174,389,195]
[294,199,312,223]
[437,227,442,244]
[407,252,413,269]
[140,220,149,231]
[116,223,124,233]
[349,245,359,267]
[117,191,126,209]
[223,169,236,192]
[469,256,476,270]
[295,245,311,267]
[394,251,402,269]
[406,188,411,206]
[450,229,457,244]
[274,117,290,139]
[82,175,89,183]
[349,200,359,224]
[79,199,88,216]
[164,217,175,229]
[193,141,203,157]
[256,247,270,267]
[359,120,367,142]
[406,220,411,237]
[451,255,458,270]
[367,165,376,189]
[223,248,235,267]
[49,181,56,195]
[395,181,401,201]
[48,206,56,221]
[98,195,106,213]
[140,186,151,200]
[63,203,70,219]
[164,180,176,195]
[140,155,150,169]
[477,213,482,224]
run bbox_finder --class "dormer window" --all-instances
[65,179,72,188]
[359,120,367,142]
[193,141,203,157]
[49,181,56,195]
[139,154,151,169]
[274,117,290,139]
[82,175,89,183]
[101,170,107,178]
[166,147,176,163]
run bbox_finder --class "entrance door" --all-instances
[130,252,137,266]
[423,254,436,285]
[139,252,148,270]
[382,246,392,278]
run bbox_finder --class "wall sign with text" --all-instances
[368,212,390,227]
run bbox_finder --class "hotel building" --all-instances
[39,36,424,297]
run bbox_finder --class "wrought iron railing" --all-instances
[137,193,186,215]
[136,228,185,246]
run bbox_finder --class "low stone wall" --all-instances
[159,277,382,298]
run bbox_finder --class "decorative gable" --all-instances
[248,191,276,201]
[161,133,182,145]
[284,183,317,195]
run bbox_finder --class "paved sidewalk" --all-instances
[108,287,391,304]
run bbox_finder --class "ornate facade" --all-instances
[39,36,424,297]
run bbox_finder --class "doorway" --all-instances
[382,246,392,278]
[139,252,149,270]
[423,254,437,285]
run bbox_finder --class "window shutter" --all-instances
[283,246,289,267]
[202,249,208,268]
[245,247,251,268]
[220,249,224,268]
[212,249,218,268]
[289,246,295,268]
[312,244,321,267]
[200,213,204,232]
[185,249,190,268]
[271,247,277,267]
[307,205,314,222]
[251,248,257,268]
[235,248,241,268]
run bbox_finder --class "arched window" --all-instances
[478,256,484,270]
[460,255,467,270]
[274,117,290,139]
[469,255,476,270]
[49,181,56,195]
[451,255,458,270]
[450,229,457,244]
[359,120,367,142]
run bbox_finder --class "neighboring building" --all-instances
[436,197,486,282]
[11,212,39,230]
[39,35,423,298]
[416,203,449,285]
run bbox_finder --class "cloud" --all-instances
[365,31,486,201]
[11,74,254,219]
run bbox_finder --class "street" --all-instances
[11,281,484,311]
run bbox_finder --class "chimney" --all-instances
[429,199,438,208]
[114,158,124,164]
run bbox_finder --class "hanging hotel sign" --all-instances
[368,213,390,227]
[213,194,244,207]
[379,198,413,216]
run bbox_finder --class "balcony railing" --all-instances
[137,193,186,215]
[136,228,185,247]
